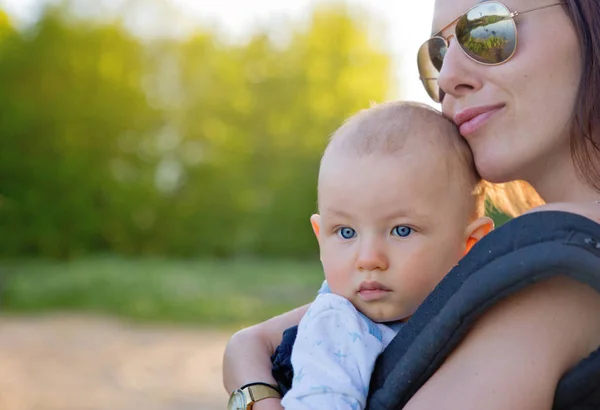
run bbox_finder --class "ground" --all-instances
[0,315,231,410]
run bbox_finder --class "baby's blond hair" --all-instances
[320,101,486,218]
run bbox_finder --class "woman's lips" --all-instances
[454,104,505,137]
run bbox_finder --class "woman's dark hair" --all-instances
[564,0,600,192]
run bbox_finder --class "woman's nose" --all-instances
[437,37,483,101]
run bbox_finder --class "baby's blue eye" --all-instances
[392,226,412,237]
[338,227,356,239]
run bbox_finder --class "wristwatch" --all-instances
[228,382,281,410]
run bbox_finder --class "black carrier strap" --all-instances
[367,211,600,410]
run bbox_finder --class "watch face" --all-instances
[228,390,246,410]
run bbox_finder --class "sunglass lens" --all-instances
[417,37,447,102]
[456,2,516,64]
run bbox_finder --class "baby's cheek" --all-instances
[321,259,350,294]
[400,261,447,302]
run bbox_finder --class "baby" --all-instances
[280,101,493,409]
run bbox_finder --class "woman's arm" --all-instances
[403,275,600,410]
[222,304,310,409]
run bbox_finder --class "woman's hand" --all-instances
[222,304,310,395]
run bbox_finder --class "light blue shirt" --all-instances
[281,281,401,410]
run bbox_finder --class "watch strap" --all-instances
[241,382,281,406]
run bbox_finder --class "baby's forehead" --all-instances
[317,151,475,223]
[320,139,466,185]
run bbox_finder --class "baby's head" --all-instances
[311,101,493,323]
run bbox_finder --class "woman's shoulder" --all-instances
[525,201,600,224]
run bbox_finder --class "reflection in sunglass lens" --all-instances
[421,78,440,103]
[457,2,516,64]
[417,37,447,102]
[429,39,446,71]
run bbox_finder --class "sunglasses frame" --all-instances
[418,1,567,102]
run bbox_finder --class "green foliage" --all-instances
[0,8,161,258]
[0,3,395,259]
[0,9,14,40]
[0,256,324,328]
[460,34,508,61]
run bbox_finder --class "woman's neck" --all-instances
[530,162,600,204]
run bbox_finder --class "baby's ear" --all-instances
[464,216,494,254]
[310,214,321,238]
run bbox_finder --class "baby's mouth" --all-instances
[358,281,391,301]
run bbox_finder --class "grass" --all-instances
[0,256,324,329]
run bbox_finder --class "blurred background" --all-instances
[0,0,507,409]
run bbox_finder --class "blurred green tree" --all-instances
[154,4,394,257]
[0,9,14,41]
[0,3,394,259]
[0,7,161,258]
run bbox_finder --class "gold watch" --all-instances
[228,382,281,410]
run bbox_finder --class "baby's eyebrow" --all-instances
[324,208,352,218]
[384,208,429,222]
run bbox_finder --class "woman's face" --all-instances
[432,0,582,188]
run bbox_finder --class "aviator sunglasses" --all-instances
[417,1,566,102]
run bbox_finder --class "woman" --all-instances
[223,0,600,408]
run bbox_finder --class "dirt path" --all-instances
[0,315,232,410]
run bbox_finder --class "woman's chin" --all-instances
[475,158,516,184]
[471,145,529,184]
